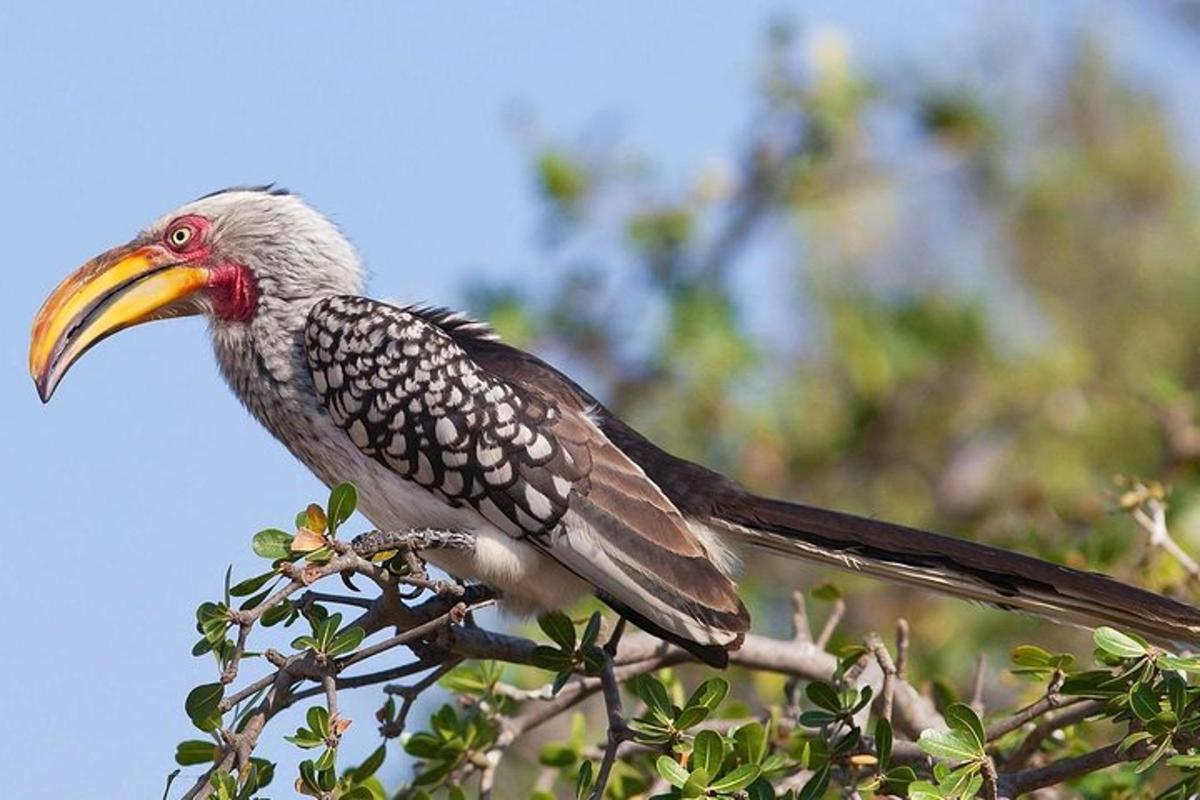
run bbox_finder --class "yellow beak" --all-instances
[29,244,210,402]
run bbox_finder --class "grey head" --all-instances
[30,186,366,403]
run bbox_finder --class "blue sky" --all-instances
[0,2,1191,796]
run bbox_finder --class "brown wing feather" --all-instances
[305,297,748,652]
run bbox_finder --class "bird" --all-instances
[29,186,1200,666]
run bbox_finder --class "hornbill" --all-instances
[29,186,1200,666]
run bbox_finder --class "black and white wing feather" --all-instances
[304,296,750,657]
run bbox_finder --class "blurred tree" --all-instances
[466,23,1200,795]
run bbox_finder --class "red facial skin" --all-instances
[162,215,258,322]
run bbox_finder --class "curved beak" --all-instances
[30,243,210,402]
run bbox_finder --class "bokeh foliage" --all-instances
[463,24,1200,795]
[474,25,1200,689]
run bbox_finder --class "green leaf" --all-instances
[327,626,366,658]
[798,709,841,728]
[174,739,219,766]
[709,764,762,794]
[805,681,842,712]
[537,610,577,650]
[575,760,595,800]
[349,743,386,784]
[908,780,945,800]
[656,755,689,788]
[285,729,324,749]
[692,730,725,778]
[339,788,376,800]
[326,483,358,532]
[1167,754,1200,768]
[185,683,224,727]
[796,765,831,800]
[307,704,330,738]
[875,717,893,768]
[674,705,711,731]
[540,743,577,768]
[686,677,730,712]
[1010,644,1053,667]
[580,612,602,649]
[918,729,979,763]
[944,703,986,752]
[313,745,336,771]
[252,528,294,560]
[404,732,442,759]
[1136,736,1173,773]
[733,721,767,765]
[1130,682,1161,722]
[1159,654,1200,673]
[298,759,321,793]
[811,583,841,601]
[633,675,675,723]
[229,570,275,598]
[682,768,709,796]
[262,600,295,627]
[1094,627,1148,659]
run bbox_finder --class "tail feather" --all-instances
[712,496,1200,648]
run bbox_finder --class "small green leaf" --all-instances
[918,729,979,763]
[733,721,767,765]
[349,744,386,784]
[1130,682,1161,722]
[709,764,762,794]
[907,780,944,800]
[575,760,595,800]
[674,705,711,731]
[805,681,842,713]
[796,765,831,800]
[326,483,358,532]
[798,709,840,728]
[580,612,602,649]
[1011,644,1053,667]
[229,570,276,597]
[811,583,841,601]
[313,745,336,771]
[174,739,219,766]
[252,528,294,560]
[537,610,577,651]
[1136,736,1173,773]
[307,705,330,738]
[327,626,366,658]
[185,683,224,726]
[656,755,689,788]
[404,732,442,759]
[692,729,725,778]
[683,767,709,796]
[539,743,577,767]
[1094,627,1148,659]
[875,717,893,768]
[633,675,675,723]
[531,645,574,673]
[686,677,730,712]
[944,703,986,752]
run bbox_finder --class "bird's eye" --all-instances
[168,225,194,249]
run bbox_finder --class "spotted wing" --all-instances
[304,296,749,652]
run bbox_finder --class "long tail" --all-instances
[711,495,1200,647]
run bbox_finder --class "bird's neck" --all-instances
[209,297,323,446]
